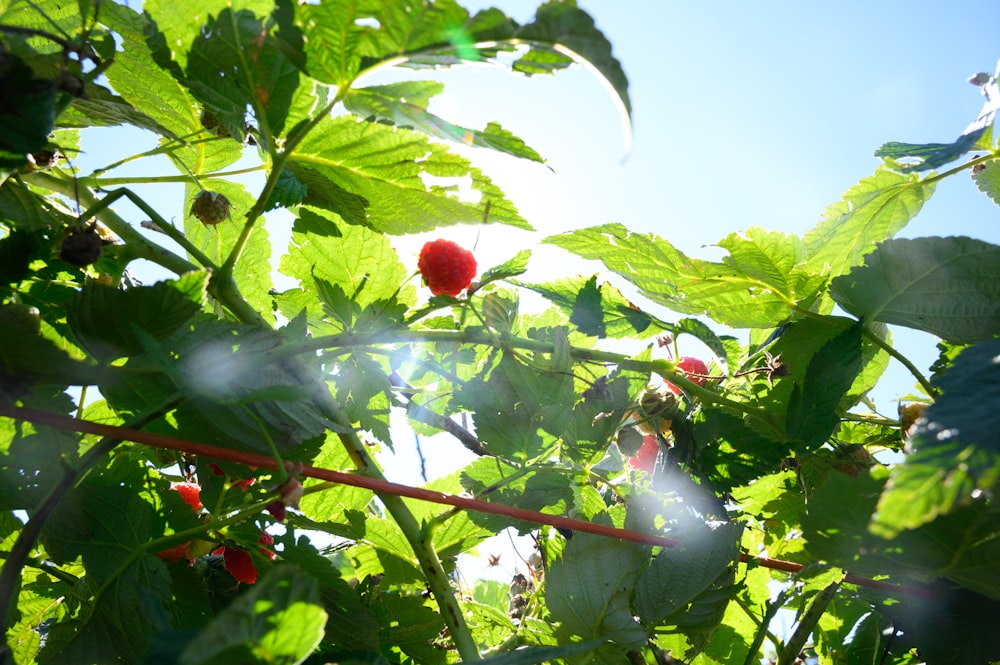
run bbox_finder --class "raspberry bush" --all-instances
[1,1,999,664]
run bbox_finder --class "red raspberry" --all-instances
[258,531,275,560]
[417,239,477,296]
[172,482,203,512]
[629,435,659,473]
[265,500,287,522]
[665,356,710,393]
[156,542,192,563]
[222,547,258,584]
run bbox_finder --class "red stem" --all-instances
[1,405,934,598]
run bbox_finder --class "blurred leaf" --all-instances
[785,323,863,446]
[288,115,528,232]
[546,532,648,649]
[0,52,57,168]
[804,167,932,280]
[179,566,327,664]
[872,338,1000,536]
[830,236,1000,344]
[346,82,545,163]
[66,271,208,361]
[462,638,611,665]
[634,521,741,626]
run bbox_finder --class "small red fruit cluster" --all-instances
[417,239,477,296]
[158,480,275,585]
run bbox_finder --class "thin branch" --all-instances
[0,405,938,600]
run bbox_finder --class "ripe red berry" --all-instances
[156,542,192,563]
[222,547,258,584]
[172,482,203,512]
[265,500,287,522]
[677,356,709,385]
[629,435,659,474]
[417,239,477,296]
[258,531,275,560]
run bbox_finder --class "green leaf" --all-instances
[546,532,648,649]
[972,158,1000,206]
[874,77,998,172]
[693,409,796,490]
[185,179,274,321]
[264,168,308,211]
[522,275,673,340]
[634,521,741,626]
[544,224,816,328]
[143,0,275,71]
[185,8,300,141]
[179,566,327,665]
[345,82,545,163]
[288,115,528,233]
[269,536,381,653]
[462,638,611,665]
[478,249,532,287]
[65,271,208,361]
[459,458,574,533]
[830,236,1000,344]
[281,207,414,320]
[785,323,863,446]
[804,167,933,280]
[39,475,172,664]
[98,3,197,140]
[872,338,1000,536]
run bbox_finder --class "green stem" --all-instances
[262,328,782,435]
[21,172,199,276]
[777,580,841,665]
[76,187,217,270]
[84,166,266,187]
[861,324,937,397]
[738,588,789,665]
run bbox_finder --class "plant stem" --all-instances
[84,166,266,187]
[860,325,937,397]
[263,328,782,435]
[22,172,199,276]
[777,580,841,665]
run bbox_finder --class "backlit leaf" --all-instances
[804,167,933,280]
[830,236,1000,344]
[288,115,528,232]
